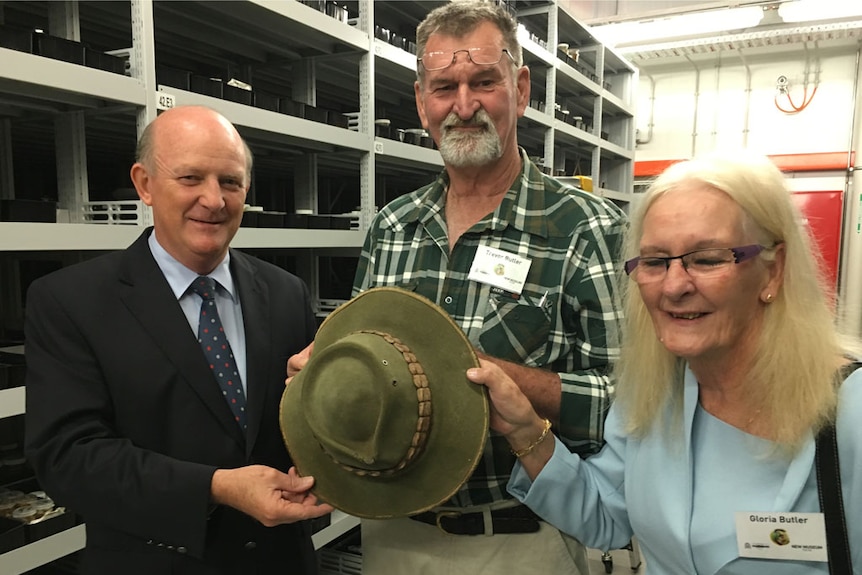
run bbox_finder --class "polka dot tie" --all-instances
[190,276,247,432]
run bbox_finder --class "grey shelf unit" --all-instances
[0,1,635,571]
[513,0,637,203]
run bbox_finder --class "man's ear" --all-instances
[130,163,153,206]
[414,80,429,130]
[515,66,531,117]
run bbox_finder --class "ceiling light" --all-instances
[779,0,862,23]
[591,6,763,48]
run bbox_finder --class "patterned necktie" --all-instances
[190,276,247,432]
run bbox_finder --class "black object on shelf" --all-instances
[374,25,390,42]
[374,122,390,139]
[0,363,24,390]
[156,65,192,90]
[190,74,223,98]
[0,200,56,223]
[27,510,77,543]
[279,98,304,118]
[327,110,349,129]
[307,215,331,229]
[32,33,85,65]
[0,517,26,554]
[309,513,331,534]
[402,130,423,145]
[0,24,35,53]
[329,217,351,230]
[84,48,126,75]
[223,84,253,105]
[0,479,80,550]
[257,211,285,228]
[240,211,260,228]
[283,214,309,229]
[303,104,329,124]
[253,91,280,112]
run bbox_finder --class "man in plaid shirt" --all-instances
[352,2,627,574]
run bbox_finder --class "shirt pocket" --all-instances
[479,292,551,364]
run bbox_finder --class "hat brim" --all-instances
[280,287,488,518]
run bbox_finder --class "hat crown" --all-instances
[279,286,488,518]
[303,331,431,476]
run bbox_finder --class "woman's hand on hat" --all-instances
[211,464,334,526]
[287,342,315,379]
[467,360,543,436]
[467,360,555,477]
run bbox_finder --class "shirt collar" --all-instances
[147,231,236,301]
[401,148,549,239]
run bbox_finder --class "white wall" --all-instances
[633,47,859,162]
[628,41,862,335]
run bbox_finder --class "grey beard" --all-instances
[437,112,503,168]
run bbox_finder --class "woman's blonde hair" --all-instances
[614,151,852,452]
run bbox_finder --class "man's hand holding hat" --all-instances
[211,465,334,526]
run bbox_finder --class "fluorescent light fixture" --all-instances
[592,6,762,48]
[592,0,862,49]
[779,0,862,23]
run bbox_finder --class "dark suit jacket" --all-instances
[24,229,320,575]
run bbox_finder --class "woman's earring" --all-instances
[765,293,774,303]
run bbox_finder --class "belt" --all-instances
[410,505,541,535]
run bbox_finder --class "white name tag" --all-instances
[468,246,532,295]
[735,512,827,562]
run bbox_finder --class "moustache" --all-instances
[442,113,490,130]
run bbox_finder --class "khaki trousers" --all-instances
[360,516,590,575]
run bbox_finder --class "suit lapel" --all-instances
[231,250,271,456]
[117,231,246,448]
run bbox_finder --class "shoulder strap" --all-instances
[815,360,860,574]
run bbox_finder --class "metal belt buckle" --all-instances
[434,510,462,535]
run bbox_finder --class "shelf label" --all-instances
[156,91,176,111]
[374,141,384,153]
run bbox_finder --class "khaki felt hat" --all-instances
[279,286,488,518]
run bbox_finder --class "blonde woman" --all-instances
[469,151,862,574]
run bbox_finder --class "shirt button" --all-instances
[244,541,257,550]
[444,296,453,304]
[177,546,187,554]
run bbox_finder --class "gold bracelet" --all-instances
[511,418,552,458]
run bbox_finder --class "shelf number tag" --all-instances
[374,141,384,153]
[156,91,176,111]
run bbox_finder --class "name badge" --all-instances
[468,246,532,295]
[735,512,827,562]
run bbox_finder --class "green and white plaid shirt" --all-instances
[353,150,626,507]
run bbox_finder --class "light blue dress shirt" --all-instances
[148,232,247,395]
[509,365,862,574]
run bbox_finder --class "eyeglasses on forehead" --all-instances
[418,47,515,71]
[624,244,769,279]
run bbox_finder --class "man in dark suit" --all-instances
[24,105,333,575]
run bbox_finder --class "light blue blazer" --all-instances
[509,366,862,574]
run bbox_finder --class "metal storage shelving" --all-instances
[0,1,635,571]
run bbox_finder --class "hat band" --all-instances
[326,329,432,478]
